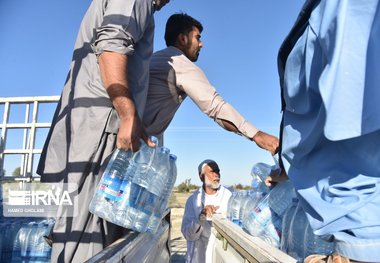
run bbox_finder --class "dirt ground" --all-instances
[168,191,192,263]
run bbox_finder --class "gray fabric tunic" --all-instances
[37,0,155,262]
[143,46,259,140]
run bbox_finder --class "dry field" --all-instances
[168,191,192,263]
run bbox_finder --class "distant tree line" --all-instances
[176,179,198,193]
[175,179,251,193]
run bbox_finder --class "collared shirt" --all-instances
[181,186,232,263]
[143,46,259,140]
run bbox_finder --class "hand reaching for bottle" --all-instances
[252,131,279,155]
[265,168,289,187]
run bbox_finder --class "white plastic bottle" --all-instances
[146,153,178,233]
[238,190,252,226]
[241,191,264,230]
[4,219,19,262]
[130,137,158,189]
[243,181,295,247]
[113,140,175,233]
[12,222,28,262]
[251,163,271,194]
[31,219,53,262]
[128,142,163,232]
[112,136,159,228]
[280,197,299,252]
[227,191,238,221]
[268,180,296,217]
[89,149,133,222]
[147,147,171,196]
[287,201,308,261]
[244,192,273,235]
[14,222,35,262]
[167,154,178,198]
[230,191,244,225]
[304,222,335,258]
[115,182,141,229]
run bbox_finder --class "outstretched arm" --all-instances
[175,58,279,155]
[251,130,279,155]
[218,118,279,155]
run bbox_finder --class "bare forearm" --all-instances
[98,51,136,119]
[220,119,239,133]
[98,51,149,151]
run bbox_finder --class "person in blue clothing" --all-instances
[269,0,380,262]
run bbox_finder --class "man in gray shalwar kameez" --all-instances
[143,13,279,155]
[37,0,170,262]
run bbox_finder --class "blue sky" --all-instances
[0,0,305,186]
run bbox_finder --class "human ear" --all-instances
[199,174,204,182]
[178,33,188,46]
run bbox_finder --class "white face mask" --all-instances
[204,175,220,190]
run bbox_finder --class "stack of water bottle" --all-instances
[89,136,177,234]
[0,217,54,263]
[227,159,294,248]
[226,157,278,227]
[226,157,335,261]
[281,198,335,262]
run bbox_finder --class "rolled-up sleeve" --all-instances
[174,56,259,139]
[92,0,153,56]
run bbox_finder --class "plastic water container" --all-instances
[304,223,335,258]
[131,186,159,232]
[167,154,178,198]
[146,147,170,196]
[242,181,295,247]
[280,198,299,252]
[268,181,296,217]
[12,222,35,262]
[89,149,134,222]
[260,214,283,248]
[229,191,245,225]
[238,190,254,226]
[241,191,264,230]
[251,163,271,194]
[91,137,177,234]
[30,219,54,262]
[12,219,54,263]
[146,153,178,233]
[113,182,139,231]
[287,201,308,261]
[226,191,237,221]
[243,193,280,239]
[130,137,159,189]
[3,218,25,263]
[116,145,166,233]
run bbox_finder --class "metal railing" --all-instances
[0,96,59,180]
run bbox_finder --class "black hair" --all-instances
[198,159,220,176]
[164,12,203,47]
